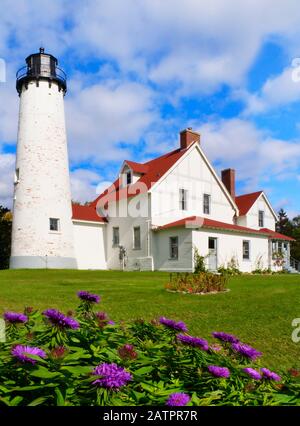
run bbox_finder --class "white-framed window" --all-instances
[112,227,120,246]
[203,194,211,214]
[242,240,250,260]
[179,188,188,210]
[258,210,264,227]
[133,226,141,250]
[169,236,179,260]
[126,171,132,185]
[49,218,60,232]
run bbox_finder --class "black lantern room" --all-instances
[16,48,67,95]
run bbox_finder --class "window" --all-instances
[126,171,132,185]
[258,210,264,227]
[15,168,20,184]
[49,218,59,232]
[203,194,211,214]
[169,236,179,260]
[112,227,120,246]
[133,226,141,249]
[243,240,250,260]
[179,188,188,210]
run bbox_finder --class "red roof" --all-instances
[91,144,191,208]
[72,204,107,223]
[158,216,293,240]
[235,191,263,216]
[259,228,295,241]
[125,160,149,174]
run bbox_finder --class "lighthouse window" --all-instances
[49,218,60,232]
[15,168,20,184]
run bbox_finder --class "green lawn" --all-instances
[0,270,300,371]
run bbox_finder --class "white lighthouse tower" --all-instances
[10,48,77,269]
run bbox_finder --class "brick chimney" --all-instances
[221,168,235,199]
[180,128,200,150]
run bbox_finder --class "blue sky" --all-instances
[0,0,300,217]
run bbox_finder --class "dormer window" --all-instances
[126,171,132,185]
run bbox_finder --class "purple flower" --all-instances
[177,334,209,351]
[232,342,262,361]
[118,344,137,360]
[77,291,100,303]
[159,317,188,332]
[108,320,115,325]
[243,368,262,380]
[43,309,79,330]
[96,311,108,321]
[212,331,239,344]
[11,345,46,364]
[4,311,28,324]
[261,368,281,382]
[208,365,230,378]
[166,393,190,406]
[92,363,132,389]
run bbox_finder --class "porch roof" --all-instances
[156,216,294,241]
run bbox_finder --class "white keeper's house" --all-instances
[10,49,295,272]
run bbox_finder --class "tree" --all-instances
[0,206,12,269]
[276,209,290,233]
[290,215,300,261]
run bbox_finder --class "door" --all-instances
[208,237,218,271]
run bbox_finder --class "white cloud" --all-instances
[241,66,300,114]
[0,153,15,208]
[197,118,300,192]
[65,79,157,164]
[70,168,102,203]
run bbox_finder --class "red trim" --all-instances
[157,216,294,241]
[259,228,295,241]
[72,204,107,223]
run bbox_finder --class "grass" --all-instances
[0,269,300,371]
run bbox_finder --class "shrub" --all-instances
[217,256,242,276]
[166,272,228,294]
[0,292,299,406]
[193,247,207,273]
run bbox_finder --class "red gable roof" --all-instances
[235,191,263,216]
[158,216,293,240]
[91,144,191,207]
[125,160,149,174]
[72,204,107,223]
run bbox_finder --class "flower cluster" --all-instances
[208,365,231,378]
[243,368,262,380]
[261,368,281,382]
[118,344,138,360]
[92,363,132,389]
[43,309,79,330]
[11,345,46,364]
[177,334,209,351]
[159,317,188,332]
[166,393,190,406]
[212,331,239,343]
[77,291,100,304]
[4,311,28,324]
[232,342,262,361]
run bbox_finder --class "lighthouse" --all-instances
[10,48,77,269]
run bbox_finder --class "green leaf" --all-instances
[28,396,48,406]
[10,396,23,406]
[55,388,65,406]
[30,366,62,379]
[61,365,92,376]
[133,366,154,376]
